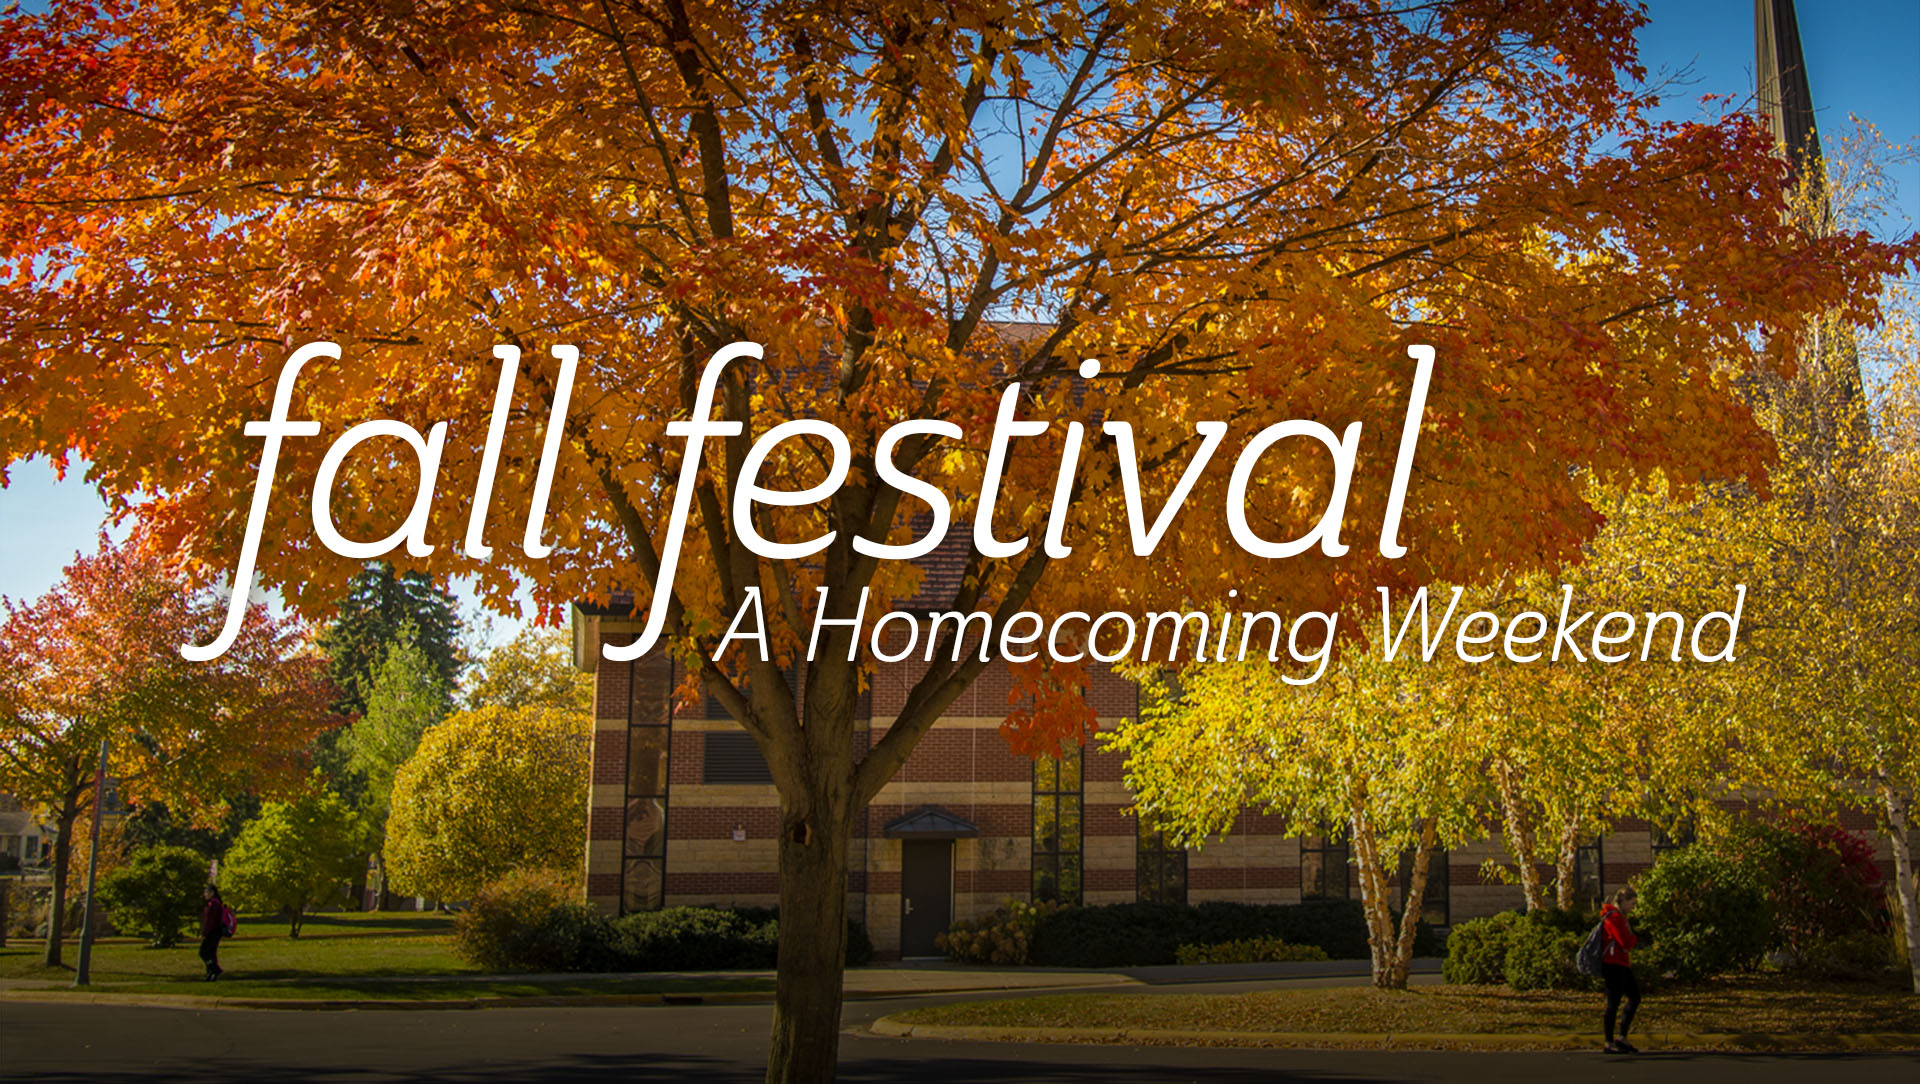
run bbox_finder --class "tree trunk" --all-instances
[1493,759,1545,911]
[1552,815,1582,912]
[1387,818,1440,990]
[41,791,79,968]
[765,791,852,1084]
[1882,784,1920,994]
[1346,809,1401,989]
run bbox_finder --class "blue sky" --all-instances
[2,1,1916,625]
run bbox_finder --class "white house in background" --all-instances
[0,793,49,869]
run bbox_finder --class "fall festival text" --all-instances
[182,340,1747,680]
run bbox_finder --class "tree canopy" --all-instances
[317,563,464,715]
[383,703,591,900]
[0,536,340,964]
[3,1,1914,1074]
[222,786,371,937]
[461,626,593,715]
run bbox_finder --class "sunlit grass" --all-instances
[894,975,1920,1046]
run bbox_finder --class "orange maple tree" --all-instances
[0,2,1911,1076]
[0,537,340,967]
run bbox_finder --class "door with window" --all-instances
[899,839,953,957]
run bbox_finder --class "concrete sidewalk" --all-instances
[0,956,1419,1011]
[0,961,1138,1010]
[3,955,1428,997]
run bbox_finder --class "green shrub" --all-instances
[1174,937,1330,964]
[1442,911,1519,985]
[1723,821,1889,973]
[456,881,873,973]
[1025,899,1377,967]
[1503,918,1588,991]
[453,869,607,972]
[1795,931,1895,980]
[727,907,875,969]
[939,899,1063,965]
[1635,845,1771,981]
[96,845,209,948]
[606,907,777,970]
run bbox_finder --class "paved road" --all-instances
[4,994,1915,1084]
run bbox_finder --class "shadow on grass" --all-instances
[75,974,780,1000]
[247,911,456,936]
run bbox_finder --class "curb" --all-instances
[866,1016,1920,1053]
[0,989,777,1011]
[0,978,1130,1013]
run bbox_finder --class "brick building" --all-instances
[572,594,1916,960]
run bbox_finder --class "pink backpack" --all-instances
[220,904,238,937]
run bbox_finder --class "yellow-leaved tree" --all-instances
[384,704,592,901]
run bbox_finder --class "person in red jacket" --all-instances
[199,884,226,981]
[1600,887,1641,1053]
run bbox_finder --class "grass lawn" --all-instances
[893,976,1920,1047]
[2,911,466,986]
[0,910,771,1000]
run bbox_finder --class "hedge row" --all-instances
[452,871,872,972]
[999,899,1434,967]
[1440,908,1599,990]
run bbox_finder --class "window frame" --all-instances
[1031,745,1084,906]
[1300,830,1352,901]
[1135,817,1188,905]
[622,655,673,914]
[1573,836,1605,909]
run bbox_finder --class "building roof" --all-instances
[881,805,980,839]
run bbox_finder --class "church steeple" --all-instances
[1755,0,1823,186]
[1754,1,1865,421]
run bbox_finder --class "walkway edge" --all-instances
[0,977,1134,1013]
[865,1015,1920,1052]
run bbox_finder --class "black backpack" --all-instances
[1575,919,1608,976]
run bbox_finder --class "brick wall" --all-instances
[576,615,1920,952]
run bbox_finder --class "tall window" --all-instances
[623,655,673,913]
[1301,831,1351,900]
[1032,746,1083,905]
[1135,818,1187,904]
[1573,836,1605,909]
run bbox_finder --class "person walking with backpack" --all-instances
[1598,887,1641,1053]
[199,884,228,981]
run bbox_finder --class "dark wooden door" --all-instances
[899,839,953,957]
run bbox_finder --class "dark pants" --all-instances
[1602,962,1639,1040]
[198,934,222,976]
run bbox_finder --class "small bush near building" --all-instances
[938,899,1063,965]
[453,872,871,972]
[1442,909,1597,990]
[1635,845,1772,982]
[96,844,209,947]
[604,907,779,970]
[1174,938,1330,965]
[454,869,607,972]
[1502,919,1588,991]
[4,881,42,941]
[1019,899,1401,968]
[1442,911,1520,985]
